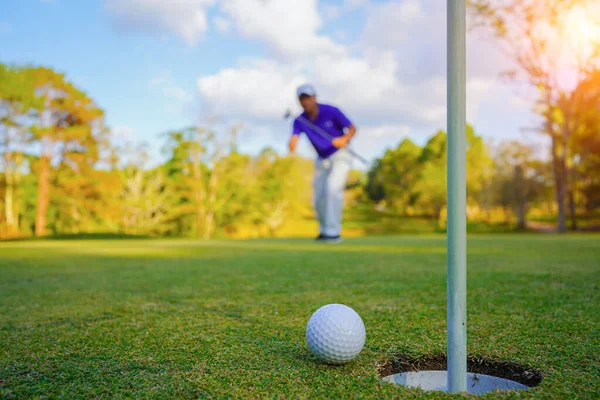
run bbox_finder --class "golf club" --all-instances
[283,109,369,165]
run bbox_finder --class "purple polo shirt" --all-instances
[292,103,353,159]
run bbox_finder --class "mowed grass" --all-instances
[0,235,598,399]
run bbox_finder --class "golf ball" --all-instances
[306,303,366,364]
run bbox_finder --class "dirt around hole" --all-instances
[378,353,543,387]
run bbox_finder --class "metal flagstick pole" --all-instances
[447,0,467,393]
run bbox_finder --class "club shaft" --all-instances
[296,116,336,141]
[296,116,368,164]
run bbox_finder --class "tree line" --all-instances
[1,60,599,239]
[0,64,316,238]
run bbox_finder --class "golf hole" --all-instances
[378,353,543,395]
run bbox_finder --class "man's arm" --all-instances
[289,133,300,153]
[289,119,302,153]
[332,107,356,148]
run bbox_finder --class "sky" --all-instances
[1,0,546,167]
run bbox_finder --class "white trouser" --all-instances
[313,148,352,236]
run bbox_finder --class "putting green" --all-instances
[0,235,598,398]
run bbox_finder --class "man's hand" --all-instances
[288,134,299,153]
[332,125,356,148]
[332,135,349,148]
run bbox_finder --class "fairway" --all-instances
[1,235,598,399]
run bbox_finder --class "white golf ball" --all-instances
[305,303,366,364]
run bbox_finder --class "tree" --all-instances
[212,150,252,237]
[377,139,422,213]
[119,143,173,236]
[466,125,493,207]
[468,0,600,231]
[247,148,306,237]
[364,159,386,204]
[161,125,245,239]
[0,64,39,234]
[363,126,491,219]
[569,69,600,215]
[28,67,105,236]
[413,131,448,219]
[489,141,550,229]
[344,169,366,206]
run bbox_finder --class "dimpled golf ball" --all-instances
[306,303,366,364]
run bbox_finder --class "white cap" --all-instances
[297,83,316,97]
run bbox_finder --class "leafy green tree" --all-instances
[344,169,367,206]
[28,66,105,236]
[119,143,173,236]
[247,148,305,236]
[468,0,600,231]
[0,64,39,234]
[466,125,493,204]
[364,159,385,204]
[377,139,422,213]
[363,126,491,220]
[161,125,249,239]
[413,131,447,218]
[212,150,253,237]
[490,141,550,228]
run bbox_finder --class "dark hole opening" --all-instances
[378,353,543,387]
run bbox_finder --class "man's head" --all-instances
[297,84,318,114]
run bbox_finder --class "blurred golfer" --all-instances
[288,84,357,243]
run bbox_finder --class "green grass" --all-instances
[342,206,521,235]
[0,235,599,399]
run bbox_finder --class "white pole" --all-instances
[447,0,467,393]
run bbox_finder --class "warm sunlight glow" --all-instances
[560,4,600,60]
[533,3,600,90]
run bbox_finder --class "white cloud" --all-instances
[466,78,495,122]
[510,95,532,110]
[213,16,232,34]
[104,0,342,59]
[220,0,345,61]
[77,0,539,167]
[104,0,216,45]
[192,0,506,130]
[196,50,450,129]
[362,0,426,48]
[309,52,405,117]
[360,0,448,83]
[359,124,412,147]
[361,0,513,81]
[197,59,307,120]
[188,0,520,161]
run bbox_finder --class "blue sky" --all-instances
[1,0,544,167]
